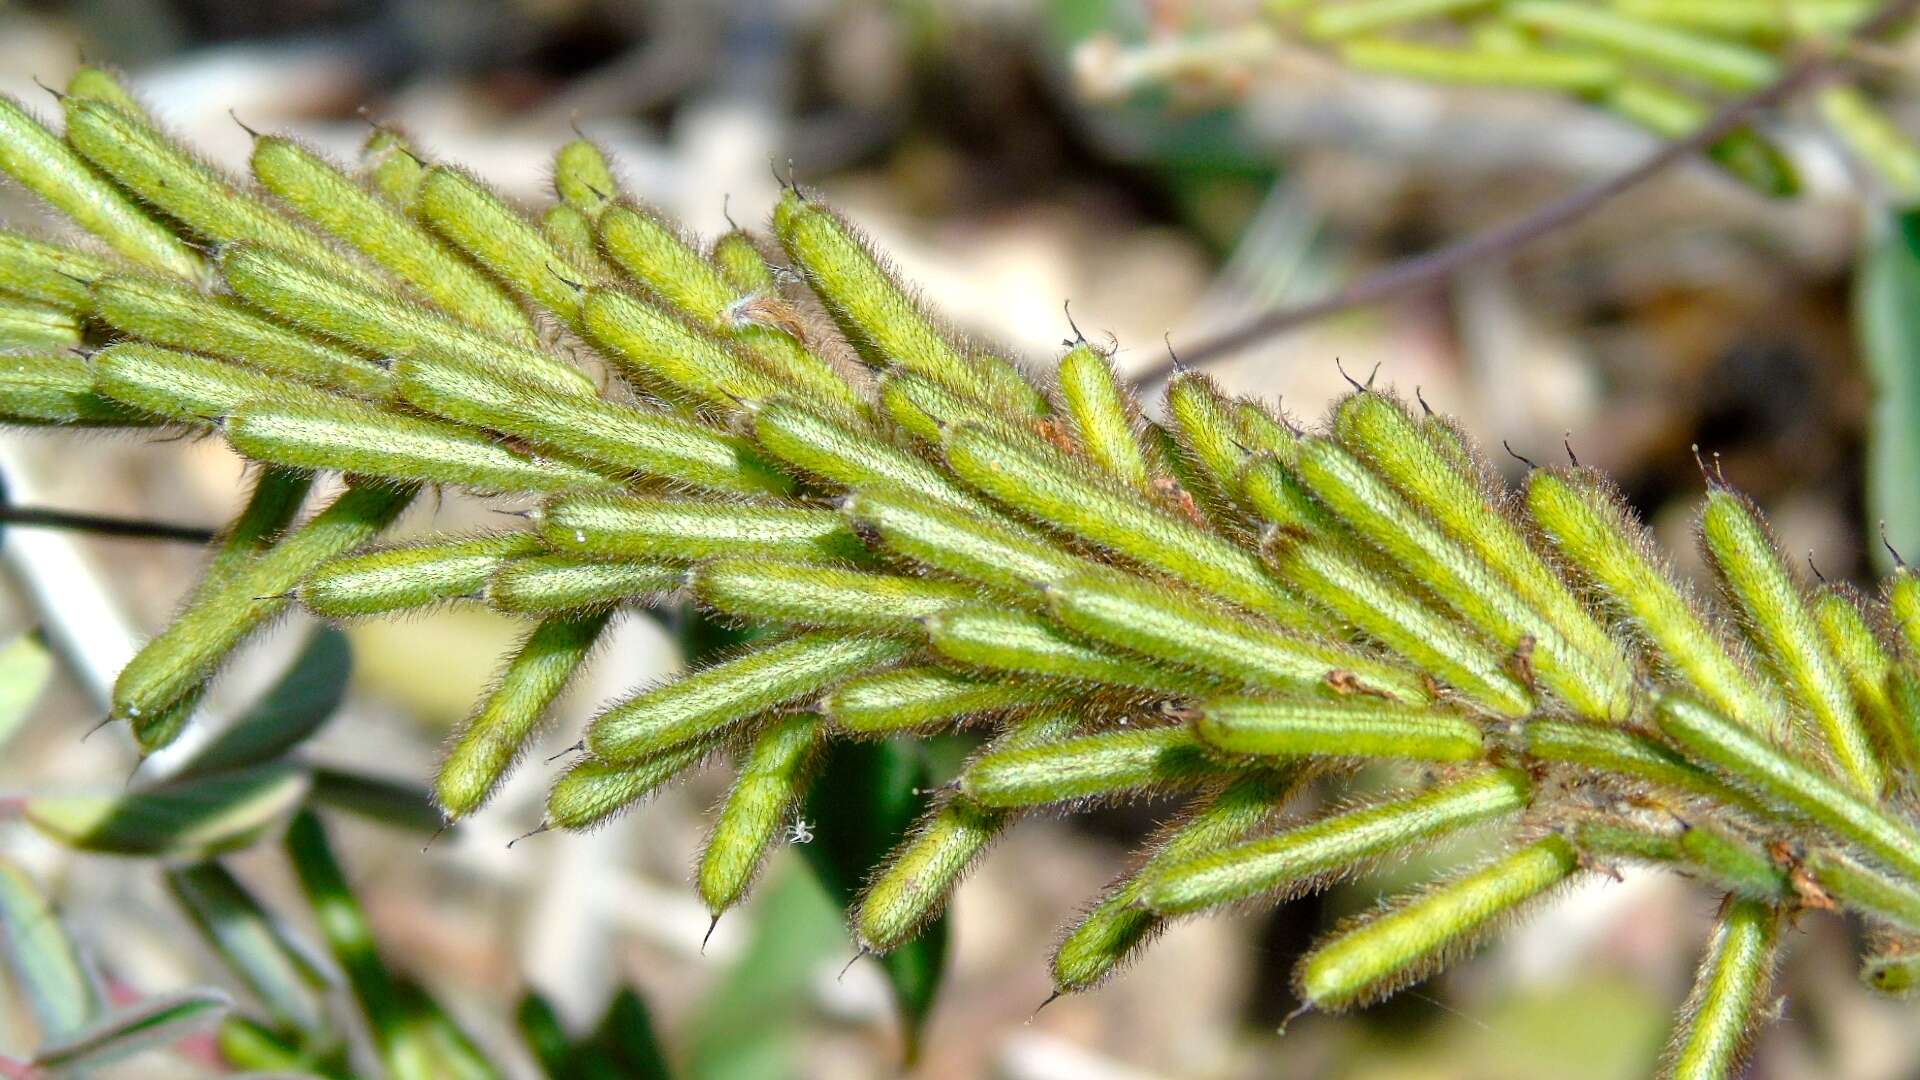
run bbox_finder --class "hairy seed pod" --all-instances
[1664,900,1780,1080]
[582,287,782,411]
[541,203,609,279]
[1529,469,1782,734]
[586,633,911,762]
[1240,455,1336,534]
[959,725,1229,807]
[1814,587,1920,778]
[0,351,145,426]
[417,165,596,330]
[1803,849,1920,934]
[554,139,617,221]
[1043,569,1428,702]
[1053,771,1298,990]
[1700,490,1882,793]
[546,739,715,832]
[61,97,381,290]
[698,713,825,915]
[944,423,1324,631]
[1167,372,1251,510]
[822,666,1065,734]
[91,342,345,424]
[362,126,425,210]
[1677,825,1789,901]
[393,354,791,496]
[1504,1,1777,91]
[926,605,1220,696]
[225,396,613,494]
[0,296,81,349]
[540,495,860,563]
[250,135,536,344]
[753,398,986,514]
[1889,569,1920,656]
[773,189,1045,416]
[1146,769,1532,915]
[712,230,775,293]
[486,556,680,615]
[1337,39,1621,89]
[219,244,594,399]
[112,481,413,745]
[1297,835,1581,1009]
[1524,718,1767,815]
[1655,695,1920,883]
[94,276,393,398]
[436,612,612,820]
[0,95,205,280]
[878,370,1019,446]
[692,559,972,633]
[1234,400,1300,457]
[1861,942,1920,998]
[840,486,1095,601]
[599,203,737,323]
[1572,820,1685,865]
[1191,696,1484,762]
[1304,0,1489,37]
[1057,344,1150,490]
[300,533,542,617]
[66,65,146,117]
[855,711,1080,951]
[0,231,116,309]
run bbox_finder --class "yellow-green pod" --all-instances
[712,230,775,293]
[61,96,381,290]
[839,486,1095,602]
[417,165,596,331]
[959,726,1229,808]
[0,231,117,310]
[66,65,146,117]
[878,369,1018,446]
[1044,569,1427,702]
[1821,86,1920,203]
[546,738,714,832]
[1146,769,1532,915]
[583,287,782,411]
[1191,696,1484,763]
[112,481,414,745]
[1803,848,1920,934]
[585,633,912,761]
[822,666,1066,734]
[1700,489,1881,794]
[436,612,612,820]
[772,189,1045,416]
[554,139,617,222]
[94,274,394,398]
[1663,900,1780,1080]
[1306,0,1491,38]
[1612,0,1871,36]
[250,135,536,345]
[1676,825,1789,901]
[219,244,595,400]
[1240,454,1339,535]
[1861,941,1920,998]
[540,494,859,563]
[1234,400,1299,459]
[926,605,1218,697]
[1338,39,1620,90]
[540,203,611,279]
[1166,372,1251,511]
[0,95,204,280]
[1528,468,1782,734]
[0,351,148,427]
[698,713,825,915]
[598,203,736,323]
[300,533,542,617]
[692,558,972,633]
[1888,568,1920,658]
[0,297,82,349]
[752,397,983,514]
[90,341,346,424]
[1504,1,1778,90]
[1814,587,1920,779]
[1297,835,1580,1009]
[362,126,425,211]
[1605,81,1799,197]
[486,556,680,616]
[1056,344,1150,491]
[1524,718,1766,815]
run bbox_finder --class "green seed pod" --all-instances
[692,558,972,633]
[0,230,117,309]
[878,369,1016,446]
[393,353,792,496]
[698,713,825,914]
[1043,569,1428,702]
[821,666,1065,734]
[436,612,612,820]
[1190,696,1484,763]
[773,189,1045,416]
[1304,0,1492,38]
[712,230,775,293]
[1663,900,1780,1080]
[1297,835,1580,1009]
[362,126,425,211]
[959,726,1228,808]
[1523,718,1766,815]
[0,95,204,280]
[1677,824,1789,901]
[112,481,413,744]
[1814,587,1920,778]
[554,139,617,222]
[1338,39,1621,90]
[1571,820,1685,865]
[542,204,609,277]
[485,556,680,616]
[250,135,536,345]
[944,423,1324,631]
[225,396,613,495]
[0,296,81,349]
[91,341,345,424]
[1240,455,1340,535]
[219,244,595,399]
[855,711,1080,951]
[1056,344,1150,490]
[540,495,859,562]
[546,739,714,832]
[582,286,782,411]
[926,605,1219,696]
[65,65,146,117]
[61,96,381,290]
[1822,85,1920,203]
[1862,943,1920,998]
[417,165,595,331]
[599,203,736,323]
[1803,849,1920,935]
[300,533,543,618]
[1146,769,1532,915]
[753,397,989,513]
[0,351,147,427]
[1166,372,1251,511]
[1528,469,1782,734]
[840,486,1095,602]
[1504,1,1779,91]
[1888,569,1920,657]
[1654,695,1920,884]
[586,633,911,762]
[1053,770,1298,990]
[1234,400,1300,458]
[1700,489,1882,794]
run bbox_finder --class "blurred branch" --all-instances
[0,505,215,545]
[1147,0,1920,378]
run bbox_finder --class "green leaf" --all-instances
[798,738,948,1063]
[588,985,670,1080]
[0,858,102,1040]
[307,766,447,835]
[31,987,230,1071]
[1862,207,1920,574]
[0,631,52,751]
[22,763,310,857]
[165,861,333,1033]
[180,627,352,779]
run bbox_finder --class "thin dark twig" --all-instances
[1138,0,1919,380]
[0,505,216,545]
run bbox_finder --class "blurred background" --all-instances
[0,0,1917,1077]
